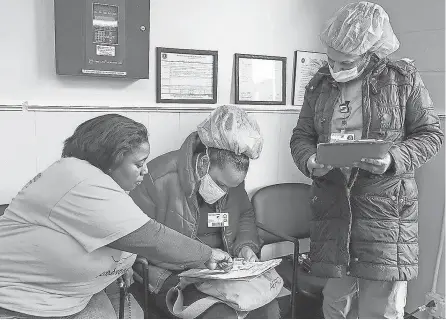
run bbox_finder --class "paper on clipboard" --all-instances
[316,140,393,167]
[178,258,282,280]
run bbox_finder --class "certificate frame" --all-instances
[292,50,327,106]
[156,47,218,104]
[234,53,286,105]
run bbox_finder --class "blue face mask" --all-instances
[196,150,226,204]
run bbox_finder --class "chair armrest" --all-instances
[135,256,150,267]
[133,257,149,284]
[133,257,151,319]
[256,221,300,319]
[256,221,298,244]
[133,270,143,284]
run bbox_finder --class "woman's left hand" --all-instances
[238,246,259,263]
[122,268,134,287]
[353,153,393,175]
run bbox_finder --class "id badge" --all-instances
[208,213,229,227]
[330,132,355,143]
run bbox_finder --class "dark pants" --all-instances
[155,274,281,319]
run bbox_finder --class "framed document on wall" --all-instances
[156,47,218,104]
[234,54,286,105]
[292,50,327,106]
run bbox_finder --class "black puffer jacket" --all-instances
[290,55,444,281]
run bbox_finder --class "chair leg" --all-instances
[142,264,150,319]
[291,241,300,319]
[119,281,125,319]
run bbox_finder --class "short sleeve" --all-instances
[49,176,150,253]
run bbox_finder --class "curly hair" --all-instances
[62,114,149,172]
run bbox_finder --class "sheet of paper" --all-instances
[160,53,214,100]
[179,258,282,280]
[293,51,327,106]
[238,58,283,102]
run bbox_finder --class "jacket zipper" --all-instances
[217,197,229,252]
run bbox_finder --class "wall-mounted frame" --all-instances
[156,47,218,104]
[234,53,286,105]
[292,50,327,106]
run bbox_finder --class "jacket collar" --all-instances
[177,132,202,198]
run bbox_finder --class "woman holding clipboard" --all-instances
[290,2,444,318]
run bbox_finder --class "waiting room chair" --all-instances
[251,183,327,319]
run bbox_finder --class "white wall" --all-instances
[0,0,315,202]
[0,0,341,108]
[0,0,347,202]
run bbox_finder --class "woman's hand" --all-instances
[205,248,233,272]
[307,153,333,177]
[122,268,134,287]
[238,246,258,263]
[353,153,393,174]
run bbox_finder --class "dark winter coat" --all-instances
[290,55,444,281]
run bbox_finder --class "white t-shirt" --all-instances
[0,157,149,317]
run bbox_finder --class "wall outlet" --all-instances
[425,292,445,319]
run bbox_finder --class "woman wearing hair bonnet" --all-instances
[290,2,444,318]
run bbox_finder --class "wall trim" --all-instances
[0,104,444,118]
[0,104,302,114]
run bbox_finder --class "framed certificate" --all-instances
[156,47,218,104]
[292,50,327,106]
[234,54,286,105]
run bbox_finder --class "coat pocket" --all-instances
[398,178,419,222]
[399,178,418,201]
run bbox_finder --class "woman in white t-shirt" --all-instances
[0,114,232,319]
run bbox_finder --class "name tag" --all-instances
[330,132,355,142]
[208,213,229,227]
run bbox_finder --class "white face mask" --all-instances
[329,64,363,83]
[196,150,226,204]
[199,174,226,204]
[329,55,370,83]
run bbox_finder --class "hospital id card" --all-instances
[208,213,229,227]
[330,132,355,142]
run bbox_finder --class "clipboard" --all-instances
[316,140,393,167]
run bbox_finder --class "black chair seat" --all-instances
[275,258,327,299]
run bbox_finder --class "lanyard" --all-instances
[339,86,351,134]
